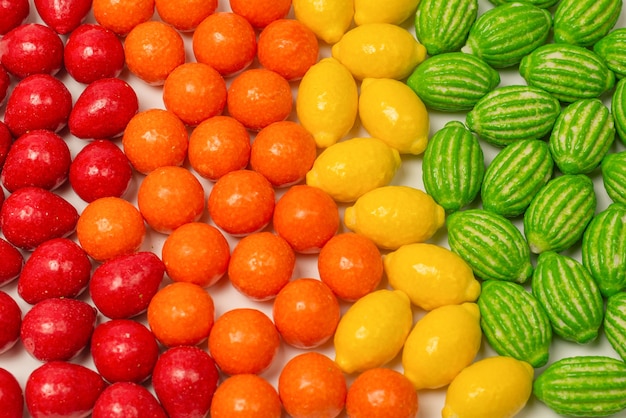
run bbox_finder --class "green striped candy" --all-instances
[447,209,533,283]
[605,292,626,362]
[462,2,552,68]
[414,0,478,56]
[554,0,623,47]
[594,28,626,79]
[524,174,597,254]
[406,52,500,112]
[548,98,616,175]
[481,139,554,218]
[602,151,626,204]
[478,280,552,368]
[422,121,484,212]
[488,0,559,8]
[534,356,626,417]
[531,251,604,344]
[612,78,626,145]
[582,203,626,297]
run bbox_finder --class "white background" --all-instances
[1,0,626,417]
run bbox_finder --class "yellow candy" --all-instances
[354,0,421,25]
[293,0,354,44]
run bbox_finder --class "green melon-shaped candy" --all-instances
[602,151,626,204]
[462,2,552,68]
[612,78,626,145]
[488,0,559,8]
[548,98,616,175]
[605,292,626,362]
[481,139,554,218]
[582,203,626,297]
[477,280,552,368]
[594,28,626,79]
[531,251,604,344]
[422,121,484,212]
[553,0,623,47]
[414,0,478,56]
[406,52,500,112]
[447,209,533,283]
[534,356,626,417]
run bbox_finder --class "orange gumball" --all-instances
[210,374,282,418]
[93,0,155,36]
[229,0,291,29]
[155,0,217,31]
[137,166,205,234]
[162,222,230,287]
[76,197,146,262]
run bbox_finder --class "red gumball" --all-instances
[0,291,21,355]
[0,0,29,35]
[0,238,24,287]
[0,65,10,105]
[92,382,168,418]
[0,121,12,172]
[64,24,125,84]
[34,0,92,35]
[0,23,64,78]
[0,368,24,418]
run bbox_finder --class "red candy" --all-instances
[20,298,97,362]
[69,77,139,140]
[0,23,64,78]
[3,73,72,137]
[0,238,23,287]
[17,237,92,304]
[0,0,29,35]
[0,122,12,170]
[34,0,92,35]
[0,368,24,418]
[0,291,22,355]
[0,186,79,251]
[69,140,134,203]
[0,65,9,105]
[90,319,160,383]
[92,382,168,418]
[64,23,125,84]
[89,251,165,319]
[1,129,71,192]
[25,361,106,418]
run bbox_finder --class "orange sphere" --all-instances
[76,197,146,262]
[124,20,185,85]
[155,0,217,31]
[93,0,155,36]
[137,166,205,234]
[229,0,292,29]
[161,222,230,287]
[210,374,282,418]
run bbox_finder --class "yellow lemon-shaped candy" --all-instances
[359,78,430,155]
[334,289,413,374]
[442,356,534,418]
[331,23,427,80]
[402,303,482,390]
[306,137,401,202]
[293,0,354,45]
[344,185,445,250]
[297,57,358,148]
[354,0,420,25]
[384,243,481,311]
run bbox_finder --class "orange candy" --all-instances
[258,19,319,81]
[137,166,205,234]
[161,222,230,287]
[122,108,189,174]
[250,121,317,188]
[76,197,146,262]
[188,116,251,181]
[163,62,227,127]
[226,68,293,131]
[155,0,217,31]
[273,184,339,253]
[228,232,295,301]
[346,368,419,418]
[208,308,280,375]
[207,169,275,236]
[278,352,347,418]
[92,0,155,36]
[272,278,340,349]
[147,281,215,347]
[192,12,257,77]
[318,232,384,301]
[210,374,282,418]
[124,20,185,85]
[229,0,292,29]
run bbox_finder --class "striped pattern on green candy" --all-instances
[462,2,552,68]
[594,28,626,79]
[481,139,554,218]
[582,203,626,297]
[466,85,561,147]
[488,0,559,8]
[524,174,597,254]
[534,356,626,417]
[406,52,500,112]
[612,78,626,145]
[605,293,626,362]
[531,252,604,344]
[414,0,478,56]
[446,209,533,283]
[602,151,626,204]
[519,43,616,103]
[477,280,552,368]
[422,121,484,212]
[548,98,616,175]
[553,0,623,47]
